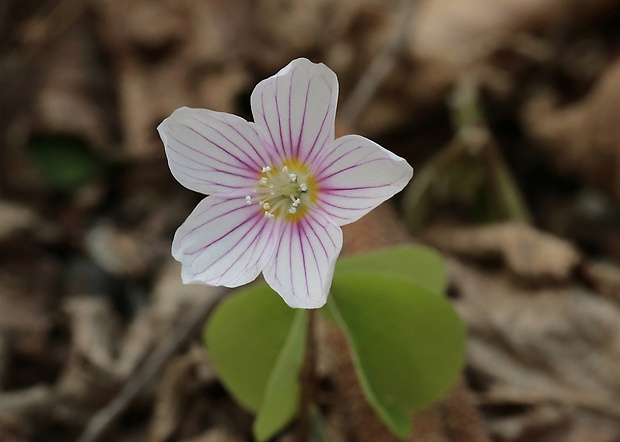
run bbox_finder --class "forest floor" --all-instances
[2,0,620,441]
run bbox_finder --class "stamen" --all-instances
[253,163,312,220]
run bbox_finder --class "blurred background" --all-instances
[2,0,620,441]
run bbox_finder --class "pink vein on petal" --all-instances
[274,76,285,158]
[296,222,310,299]
[288,67,295,157]
[167,163,247,191]
[184,219,262,277]
[260,87,282,159]
[223,120,273,167]
[182,125,255,172]
[168,157,250,186]
[205,214,269,281]
[313,138,362,173]
[296,77,310,159]
[184,210,261,257]
[180,201,247,242]
[188,117,263,171]
[168,133,254,180]
[303,76,332,165]
[300,219,324,297]
[288,223,295,299]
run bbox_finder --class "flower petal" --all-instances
[262,212,343,309]
[173,196,281,287]
[314,134,413,226]
[251,58,338,164]
[159,107,273,196]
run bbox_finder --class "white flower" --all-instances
[158,58,413,308]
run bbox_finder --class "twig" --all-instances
[76,288,229,442]
[339,0,416,128]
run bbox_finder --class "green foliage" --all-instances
[330,246,465,437]
[328,272,465,437]
[28,134,104,191]
[205,245,465,440]
[204,284,305,441]
[254,309,307,441]
[336,244,447,295]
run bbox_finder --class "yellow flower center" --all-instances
[245,159,316,221]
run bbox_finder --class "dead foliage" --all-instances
[1,0,620,440]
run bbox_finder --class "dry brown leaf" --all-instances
[114,260,219,378]
[0,386,53,416]
[148,347,215,442]
[0,414,33,442]
[0,249,58,358]
[33,19,111,152]
[90,0,194,159]
[56,297,123,404]
[421,223,581,282]
[85,223,150,279]
[422,223,620,441]
[62,297,120,371]
[411,0,618,70]
[179,427,240,442]
[522,59,620,203]
[0,201,37,241]
[582,261,620,299]
[450,257,620,442]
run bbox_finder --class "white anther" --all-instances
[245,196,252,205]
[254,164,312,220]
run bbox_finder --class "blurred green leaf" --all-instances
[28,134,104,190]
[328,272,466,438]
[336,245,447,295]
[487,151,532,223]
[404,77,531,229]
[205,284,305,440]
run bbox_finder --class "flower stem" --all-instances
[298,309,317,442]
